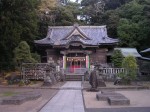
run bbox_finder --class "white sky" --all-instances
[69,0,82,3]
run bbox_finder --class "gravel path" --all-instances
[0,82,65,112]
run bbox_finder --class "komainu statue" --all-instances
[89,69,99,91]
[89,65,106,91]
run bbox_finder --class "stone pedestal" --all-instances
[2,92,41,105]
[96,91,130,105]
[108,96,130,105]
[43,76,52,86]
[96,92,123,101]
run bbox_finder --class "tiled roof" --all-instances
[141,48,150,53]
[34,24,118,46]
[139,57,150,61]
[115,48,142,57]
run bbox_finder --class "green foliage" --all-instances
[117,0,150,49]
[14,41,37,68]
[81,0,132,37]
[117,18,141,47]
[38,2,82,37]
[117,72,131,85]
[1,0,150,72]
[2,91,18,97]
[18,80,25,86]
[31,53,41,63]
[0,0,39,71]
[122,56,138,81]
[81,0,150,50]
[112,50,124,68]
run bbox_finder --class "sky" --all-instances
[70,0,82,3]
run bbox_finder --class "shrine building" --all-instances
[34,24,118,71]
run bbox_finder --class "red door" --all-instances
[70,60,80,73]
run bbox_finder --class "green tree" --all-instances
[14,41,37,68]
[117,0,150,50]
[122,55,138,82]
[38,2,82,38]
[81,0,150,49]
[81,0,131,37]
[0,0,39,71]
[111,50,124,68]
[31,53,41,63]
[117,18,141,47]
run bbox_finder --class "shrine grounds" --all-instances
[0,81,150,112]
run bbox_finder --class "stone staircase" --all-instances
[65,74,85,81]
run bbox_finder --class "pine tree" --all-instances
[111,50,124,68]
[0,0,39,71]
[14,41,37,68]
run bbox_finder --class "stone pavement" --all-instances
[39,81,85,112]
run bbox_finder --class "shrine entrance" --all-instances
[61,50,91,74]
[66,57,86,73]
[65,51,86,73]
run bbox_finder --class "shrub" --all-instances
[5,72,21,85]
[14,41,37,68]
[111,50,124,68]
[31,53,41,62]
[122,55,138,83]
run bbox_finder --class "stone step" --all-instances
[65,75,84,81]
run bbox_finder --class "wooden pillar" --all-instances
[86,54,89,69]
[63,55,66,69]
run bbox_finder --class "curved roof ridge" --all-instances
[62,25,91,40]
[66,36,88,45]
[46,29,52,39]
[46,29,55,43]
[48,25,107,29]
[105,36,119,40]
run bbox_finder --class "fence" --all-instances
[99,68,125,75]
[96,68,125,81]
[63,67,125,75]
[21,63,127,81]
[21,63,56,80]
